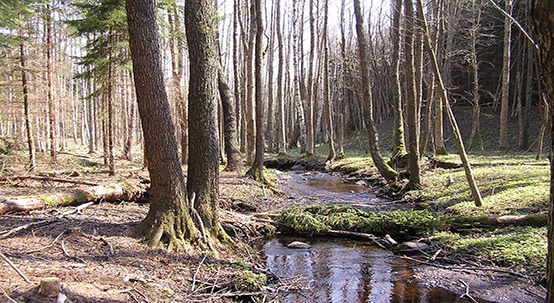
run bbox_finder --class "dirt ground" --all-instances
[0,162,548,303]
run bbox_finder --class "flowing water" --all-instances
[263,170,494,303]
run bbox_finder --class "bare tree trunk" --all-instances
[391,0,406,161]
[434,1,447,155]
[276,0,286,155]
[45,5,57,163]
[19,15,35,170]
[499,0,513,150]
[245,0,256,165]
[353,0,398,182]
[305,0,315,156]
[292,0,307,152]
[417,0,483,207]
[123,70,135,161]
[323,0,335,162]
[107,31,116,176]
[467,0,484,151]
[404,0,421,189]
[246,0,266,183]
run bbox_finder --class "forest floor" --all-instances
[0,107,550,303]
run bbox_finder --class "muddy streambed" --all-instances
[264,170,494,303]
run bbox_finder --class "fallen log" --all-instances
[429,157,549,169]
[0,182,147,215]
[0,175,98,186]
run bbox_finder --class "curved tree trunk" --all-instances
[353,0,398,182]
[218,69,243,172]
[126,0,199,249]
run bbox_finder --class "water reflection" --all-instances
[263,237,494,303]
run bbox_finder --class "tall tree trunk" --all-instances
[434,1,447,155]
[404,0,421,189]
[246,0,266,183]
[353,0,398,182]
[275,0,286,155]
[45,5,57,163]
[467,0,484,151]
[265,2,276,153]
[520,0,533,151]
[416,0,483,207]
[305,0,315,156]
[245,0,256,165]
[532,1,554,300]
[107,31,116,176]
[391,0,406,161]
[123,70,136,161]
[185,0,229,244]
[292,0,307,152]
[499,0,513,150]
[126,0,199,249]
[19,15,35,170]
[323,0,335,162]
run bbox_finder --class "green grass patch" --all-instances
[433,227,547,277]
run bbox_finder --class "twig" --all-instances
[210,268,221,296]
[21,230,66,254]
[191,254,208,292]
[0,219,55,239]
[459,280,479,303]
[486,0,538,49]
[0,175,99,186]
[0,252,32,284]
[100,237,114,255]
[3,290,19,303]
[60,240,86,263]
[132,287,150,303]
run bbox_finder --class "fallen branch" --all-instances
[0,252,32,284]
[0,202,93,239]
[401,255,530,280]
[459,280,478,303]
[0,175,98,186]
[429,157,549,169]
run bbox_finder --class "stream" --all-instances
[263,170,493,303]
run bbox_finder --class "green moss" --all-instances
[237,269,267,291]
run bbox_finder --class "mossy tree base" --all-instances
[246,165,271,187]
[133,203,200,250]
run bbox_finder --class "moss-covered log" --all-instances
[0,182,147,215]
[272,204,548,237]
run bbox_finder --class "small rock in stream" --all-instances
[287,241,311,249]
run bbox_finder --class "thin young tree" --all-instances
[499,0,513,150]
[126,0,199,249]
[416,0,483,207]
[323,0,335,162]
[18,12,35,170]
[275,0,286,155]
[467,0,484,151]
[353,0,398,182]
[45,4,57,163]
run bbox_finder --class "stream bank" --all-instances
[259,164,546,303]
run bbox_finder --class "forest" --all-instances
[0,0,554,302]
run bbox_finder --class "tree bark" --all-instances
[532,1,554,300]
[45,5,57,163]
[323,0,335,162]
[126,0,199,249]
[390,0,406,161]
[185,0,229,244]
[275,0,286,155]
[245,1,256,165]
[404,0,421,189]
[19,13,35,170]
[246,0,267,183]
[353,0,398,182]
[218,69,243,172]
[499,0,513,150]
